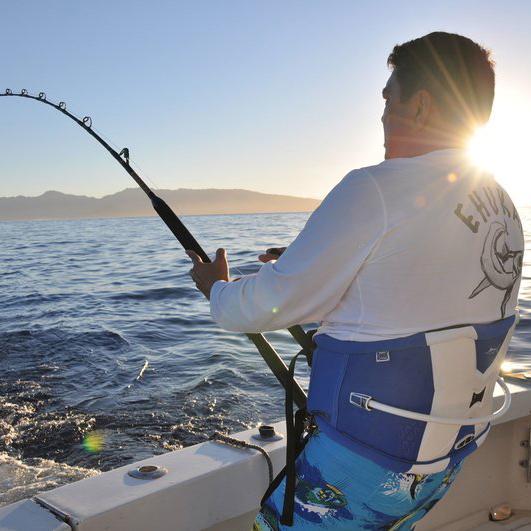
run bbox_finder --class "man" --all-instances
[188,32,524,529]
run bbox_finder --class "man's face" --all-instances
[381,72,418,159]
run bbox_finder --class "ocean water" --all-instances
[1,209,531,506]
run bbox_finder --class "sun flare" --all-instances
[467,116,529,204]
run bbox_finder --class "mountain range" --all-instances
[0,188,321,221]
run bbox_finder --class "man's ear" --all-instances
[413,89,433,129]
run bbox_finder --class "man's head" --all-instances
[382,32,495,159]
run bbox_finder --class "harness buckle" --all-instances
[349,392,373,411]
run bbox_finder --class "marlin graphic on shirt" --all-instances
[468,220,523,318]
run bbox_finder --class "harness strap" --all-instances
[280,350,303,525]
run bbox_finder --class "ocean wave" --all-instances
[0,453,98,507]
[107,285,192,302]
[0,379,96,458]
[0,326,129,352]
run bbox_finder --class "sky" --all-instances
[1,1,530,203]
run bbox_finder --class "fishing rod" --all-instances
[1,88,310,409]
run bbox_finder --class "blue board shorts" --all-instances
[254,426,462,530]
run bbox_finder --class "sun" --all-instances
[467,112,529,204]
[468,125,499,173]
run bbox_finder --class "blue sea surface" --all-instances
[1,209,530,505]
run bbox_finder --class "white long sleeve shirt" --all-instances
[210,149,524,341]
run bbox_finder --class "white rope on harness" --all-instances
[350,376,511,425]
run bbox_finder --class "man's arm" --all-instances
[208,170,385,333]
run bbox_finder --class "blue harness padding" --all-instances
[307,316,516,474]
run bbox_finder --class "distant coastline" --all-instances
[0,188,321,222]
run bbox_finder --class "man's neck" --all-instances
[387,133,468,159]
[405,141,465,158]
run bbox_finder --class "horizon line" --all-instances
[0,186,324,202]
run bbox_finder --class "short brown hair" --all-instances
[387,32,495,127]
